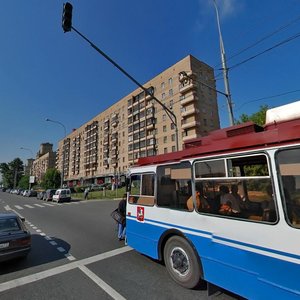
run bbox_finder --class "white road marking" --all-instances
[43,203,54,206]
[34,204,44,207]
[0,246,132,294]
[24,205,34,209]
[14,205,23,210]
[65,253,76,261]
[79,265,126,300]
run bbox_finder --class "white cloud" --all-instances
[215,0,244,19]
[197,0,245,21]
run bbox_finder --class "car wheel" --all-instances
[164,236,202,289]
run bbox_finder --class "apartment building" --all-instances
[57,55,220,187]
[31,143,56,183]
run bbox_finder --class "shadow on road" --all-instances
[0,234,71,275]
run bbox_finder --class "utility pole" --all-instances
[213,0,235,126]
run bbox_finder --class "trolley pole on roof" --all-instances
[61,2,179,151]
[213,0,235,126]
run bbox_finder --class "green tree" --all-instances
[0,158,24,188]
[40,168,61,189]
[18,175,30,189]
[236,105,269,126]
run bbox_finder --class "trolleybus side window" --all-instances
[129,173,155,206]
[157,161,192,210]
[194,154,277,222]
[277,147,300,228]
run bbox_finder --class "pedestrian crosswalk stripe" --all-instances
[24,205,34,208]
[34,204,44,208]
[15,205,23,210]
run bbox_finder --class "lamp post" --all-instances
[46,118,67,188]
[213,0,234,126]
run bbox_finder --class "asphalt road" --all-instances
[0,192,239,300]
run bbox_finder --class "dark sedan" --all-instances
[43,189,57,201]
[0,212,31,262]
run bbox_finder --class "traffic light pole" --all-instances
[69,25,179,152]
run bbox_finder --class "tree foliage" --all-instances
[18,175,30,189]
[40,168,61,189]
[236,105,269,126]
[0,158,24,188]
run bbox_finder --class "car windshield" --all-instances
[0,218,21,233]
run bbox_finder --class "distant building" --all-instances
[31,143,56,183]
[55,54,220,187]
[24,158,34,176]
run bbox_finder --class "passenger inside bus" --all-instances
[186,190,210,212]
[219,185,242,215]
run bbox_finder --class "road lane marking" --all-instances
[0,246,132,294]
[43,203,54,206]
[14,205,23,210]
[24,205,34,208]
[34,204,44,208]
[65,253,76,261]
[79,265,126,300]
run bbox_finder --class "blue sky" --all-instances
[1,0,300,164]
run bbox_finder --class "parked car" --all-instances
[0,212,31,262]
[43,189,57,202]
[22,190,29,196]
[52,189,71,203]
[27,190,37,197]
[37,191,46,200]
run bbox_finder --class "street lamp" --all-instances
[20,147,34,157]
[212,0,235,126]
[46,118,67,188]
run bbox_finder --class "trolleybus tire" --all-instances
[164,236,202,289]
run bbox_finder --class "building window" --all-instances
[169,89,173,97]
[168,78,173,86]
[164,147,168,154]
[163,136,168,143]
[162,93,166,100]
[163,125,167,132]
[161,82,165,90]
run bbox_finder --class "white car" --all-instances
[52,189,71,203]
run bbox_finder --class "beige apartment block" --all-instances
[31,143,56,183]
[57,55,220,187]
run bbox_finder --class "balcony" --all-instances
[181,107,198,118]
[181,120,200,130]
[179,81,196,94]
[180,93,198,106]
[182,133,198,142]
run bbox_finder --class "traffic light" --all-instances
[62,2,73,32]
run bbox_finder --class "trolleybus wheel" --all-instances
[164,236,202,289]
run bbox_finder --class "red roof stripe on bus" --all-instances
[136,118,300,166]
